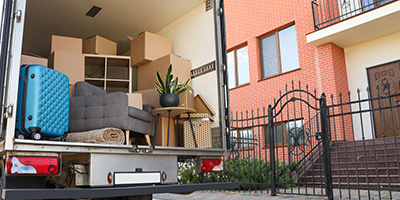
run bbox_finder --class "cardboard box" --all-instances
[133,88,160,108]
[127,93,143,110]
[83,35,117,55]
[48,51,85,85]
[194,94,216,116]
[130,31,171,67]
[69,84,74,98]
[138,54,191,90]
[21,53,48,66]
[179,86,194,109]
[51,35,82,54]
[153,117,179,147]
[182,113,214,148]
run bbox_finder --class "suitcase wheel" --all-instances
[31,132,41,140]
[62,132,68,142]
[28,127,41,140]
[15,129,24,139]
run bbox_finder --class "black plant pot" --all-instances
[160,94,179,107]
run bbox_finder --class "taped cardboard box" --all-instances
[127,93,143,110]
[153,117,178,147]
[133,88,160,108]
[129,31,171,67]
[21,53,48,67]
[83,35,117,55]
[180,113,214,148]
[51,35,82,54]
[48,51,85,85]
[194,94,215,116]
[138,54,191,90]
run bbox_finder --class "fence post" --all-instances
[268,105,276,196]
[320,93,334,200]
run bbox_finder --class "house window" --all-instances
[227,45,250,89]
[231,129,254,149]
[260,25,300,79]
[264,120,304,146]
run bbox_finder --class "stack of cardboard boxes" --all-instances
[48,35,85,97]
[130,31,193,147]
[20,31,216,148]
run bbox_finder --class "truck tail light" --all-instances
[201,159,224,172]
[6,156,59,175]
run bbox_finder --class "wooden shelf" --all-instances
[84,54,133,93]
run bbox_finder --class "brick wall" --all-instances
[225,0,349,112]
[225,0,353,146]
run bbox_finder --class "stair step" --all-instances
[305,167,399,176]
[300,175,400,184]
[330,154,400,163]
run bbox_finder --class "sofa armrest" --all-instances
[142,104,155,114]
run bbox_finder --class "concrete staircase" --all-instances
[298,137,400,189]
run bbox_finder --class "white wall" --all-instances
[344,31,400,140]
[157,3,220,127]
[339,0,362,20]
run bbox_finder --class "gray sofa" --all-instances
[69,81,155,136]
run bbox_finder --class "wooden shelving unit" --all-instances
[84,54,136,93]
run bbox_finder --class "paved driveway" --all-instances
[154,191,328,200]
[154,189,400,200]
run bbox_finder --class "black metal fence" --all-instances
[312,0,396,30]
[197,80,400,200]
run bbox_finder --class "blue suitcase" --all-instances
[16,64,70,140]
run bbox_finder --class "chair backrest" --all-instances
[74,81,107,96]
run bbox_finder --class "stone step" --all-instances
[300,175,400,184]
[305,167,399,177]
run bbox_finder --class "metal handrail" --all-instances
[312,0,397,30]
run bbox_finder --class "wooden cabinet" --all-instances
[84,54,137,93]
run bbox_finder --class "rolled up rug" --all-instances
[67,128,125,144]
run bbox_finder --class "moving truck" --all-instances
[0,0,236,199]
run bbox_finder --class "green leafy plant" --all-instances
[177,157,298,190]
[154,64,190,95]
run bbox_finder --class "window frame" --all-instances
[230,128,255,149]
[264,119,305,148]
[259,24,299,80]
[227,44,250,89]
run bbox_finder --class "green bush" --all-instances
[177,157,298,190]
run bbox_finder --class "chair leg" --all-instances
[125,130,130,145]
[145,135,152,146]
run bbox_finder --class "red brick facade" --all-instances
[225,0,349,113]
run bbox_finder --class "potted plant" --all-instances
[155,64,190,107]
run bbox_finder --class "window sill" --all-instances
[228,82,251,91]
[258,68,301,83]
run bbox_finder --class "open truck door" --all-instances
[0,0,26,150]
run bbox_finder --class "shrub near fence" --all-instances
[177,157,298,190]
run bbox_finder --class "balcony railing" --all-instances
[312,0,397,30]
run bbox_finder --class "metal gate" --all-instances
[198,80,400,200]
[266,82,333,199]
[203,81,334,199]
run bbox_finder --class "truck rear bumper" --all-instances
[3,182,239,200]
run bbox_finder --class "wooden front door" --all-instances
[367,61,400,138]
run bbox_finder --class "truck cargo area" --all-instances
[0,0,230,196]
[11,0,227,157]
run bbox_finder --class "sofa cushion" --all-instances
[128,106,154,122]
